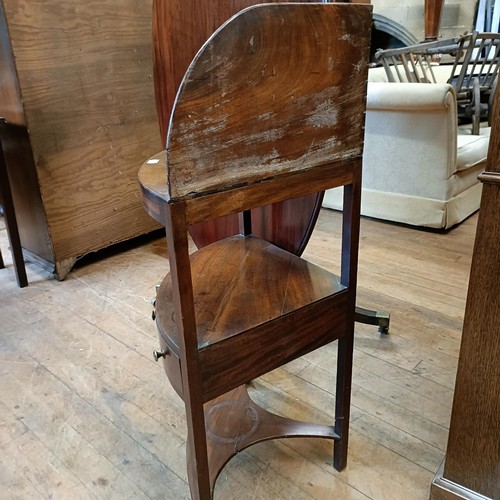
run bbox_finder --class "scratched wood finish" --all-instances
[166,4,370,201]
[140,152,355,226]
[0,0,162,277]
[431,74,500,500]
[152,0,327,255]
[152,0,320,142]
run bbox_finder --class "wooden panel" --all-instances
[431,71,500,500]
[166,4,371,200]
[152,0,321,143]
[139,151,357,226]
[0,2,54,267]
[152,0,336,257]
[198,296,349,402]
[1,0,162,264]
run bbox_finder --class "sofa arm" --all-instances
[363,82,458,198]
[367,82,457,112]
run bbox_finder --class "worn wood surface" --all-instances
[140,152,356,226]
[166,4,370,201]
[151,0,365,256]
[0,208,478,499]
[152,0,320,142]
[0,0,162,274]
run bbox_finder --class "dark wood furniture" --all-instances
[0,119,27,287]
[152,0,324,257]
[151,0,390,334]
[0,0,161,279]
[430,66,500,500]
[139,3,372,498]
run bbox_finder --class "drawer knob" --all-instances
[153,349,169,362]
[151,296,157,321]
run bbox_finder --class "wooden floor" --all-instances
[0,208,478,500]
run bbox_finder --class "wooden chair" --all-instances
[151,0,390,334]
[139,3,371,498]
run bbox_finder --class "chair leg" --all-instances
[185,403,212,500]
[333,333,355,471]
[355,306,390,334]
[0,135,28,287]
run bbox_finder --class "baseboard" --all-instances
[430,462,494,500]
[22,248,56,275]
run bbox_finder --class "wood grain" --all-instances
[167,4,370,200]
[424,0,445,40]
[0,0,162,271]
[152,0,322,143]
[151,0,332,257]
[139,151,357,226]
[155,235,348,401]
[432,71,500,500]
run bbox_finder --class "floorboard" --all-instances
[0,209,478,499]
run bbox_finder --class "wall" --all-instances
[372,0,477,40]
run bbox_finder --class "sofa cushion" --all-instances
[456,125,490,171]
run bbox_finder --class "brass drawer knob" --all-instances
[153,349,169,362]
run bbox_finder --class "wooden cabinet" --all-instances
[0,0,162,278]
[430,69,500,500]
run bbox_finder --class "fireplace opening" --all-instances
[370,14,419,63]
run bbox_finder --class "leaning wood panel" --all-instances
[1,0,162,271]
[166,4,371,201]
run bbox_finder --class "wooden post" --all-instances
[430,62,500,500]
[424,0,445,41]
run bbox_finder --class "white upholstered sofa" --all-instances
[323,73,491,229]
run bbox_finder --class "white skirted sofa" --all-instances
[323,73,491,229]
